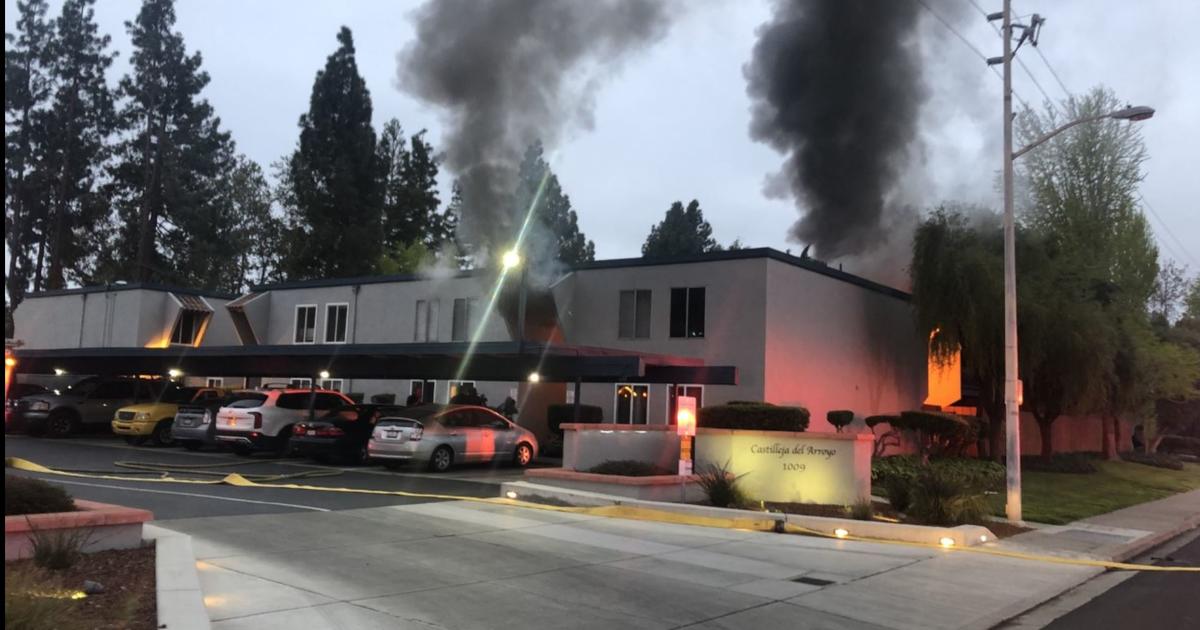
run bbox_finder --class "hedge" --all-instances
[698,402,809,432]
[6,475,76,516]
[826,410,855,432]
[871,455,1005,493]
[546,403,604,435]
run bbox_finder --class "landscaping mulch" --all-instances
[5,544,157,630]
[760,500,1032,539]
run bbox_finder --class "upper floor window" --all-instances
[170,310,207,346]
[324,303,348,343]
[669,287,706,338]
[294,305,317,344]
[618,290,652,339]
[451,298,478,342]
[415,299,441,342]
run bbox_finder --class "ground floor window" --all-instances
[319,378,344,392]
[289,377,312,388]
[667,385,704,425]
[448,380,483,404]
[615,384,649,424]
[409,380,436,404]
[206,377,223,388]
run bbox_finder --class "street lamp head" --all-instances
[1110,105,1154,122]
[501,249,522,270]
[319,370,331,380]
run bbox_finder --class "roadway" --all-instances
[4,434,534,519]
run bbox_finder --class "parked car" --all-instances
[292,403,407,465]
[214,388,355,456]
[11,377,165,437]
[172,389,264,451]
[5,383,49,431]
[111,385,225,446]
[368,404,538,472]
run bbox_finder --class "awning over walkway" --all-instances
[11,342,738,385]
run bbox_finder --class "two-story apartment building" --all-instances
[10,249,926,434]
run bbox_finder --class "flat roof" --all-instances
[24,283,236,301]
[11,342,738,385]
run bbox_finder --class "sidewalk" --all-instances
[998,489,1200,563]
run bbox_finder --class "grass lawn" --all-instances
[990,460,1200,525]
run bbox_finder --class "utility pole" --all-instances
[1000,0,1021,524]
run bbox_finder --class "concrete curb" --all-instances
[1108,513,1200,563]
[144,524,210,630]
[501,480,995,547]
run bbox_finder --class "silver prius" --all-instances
[368,404,538,472]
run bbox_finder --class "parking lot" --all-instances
[4,434,539,519]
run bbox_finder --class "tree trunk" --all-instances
[1102,414,1118,461]
[1036,416,1054,458]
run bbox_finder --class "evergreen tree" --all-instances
[281,27,381,279]
[225,156,281,290]
[41,0,117,289]
[642,199,720,258]
[514,142,595,266]
[378,120,451,252]
[4,0,54,304]
[110,0,232,284]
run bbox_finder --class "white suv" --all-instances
[214,388,354,455]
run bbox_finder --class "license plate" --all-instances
[307,430,316,436]
[385,431,399,439]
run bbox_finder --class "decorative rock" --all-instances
[83,580,105,594]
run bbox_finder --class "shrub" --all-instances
[698,402,809,432]
[587,460,670,477]
[5,476,75,516]
[864,415,902,457]
[882,476,912,513]
[1158,435,1200,457]
[908,468,988,526]
[696,460,747,508]
[871,456,1004,493]
[827,410,855,433]
[1120,451,1184,471]
[847,499,874,521]
[891,411,977,459]
[1021,453,1098,474]
[29,524,91,571]
[546,404,604,435]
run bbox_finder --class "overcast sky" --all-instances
[6,0,1196,288]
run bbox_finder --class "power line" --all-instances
[967,0,1059,113]
[1032,45,1072,98]
[914,0,1031,109]
[1139,192,1199,267]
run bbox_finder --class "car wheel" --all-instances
[182,440,202,451]
[274,427,294,457]
[124,435,149,446]
[345,444,370,466]
[152,419,175,446]
[231,444,254,457]
[513,443,534,468]
[46,411,78,438]
[428,446,454,472]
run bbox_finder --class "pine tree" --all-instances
[378,120,449,252]
[514,142,595,266]
[224,156,281,290]
[110,0,232,284]
[5,0,54,303]
[280,26,382,280]
[41,0,117,289]
[642,200,721,258]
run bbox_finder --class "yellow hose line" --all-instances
[8,456,1195,572]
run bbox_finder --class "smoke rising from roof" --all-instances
[396,0,674,266]
[745,0,936,260]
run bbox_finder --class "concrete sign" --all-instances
[695,429,872,505]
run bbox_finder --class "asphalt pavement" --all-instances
[4,434,534,519]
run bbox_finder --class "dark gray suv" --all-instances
[12,377,163,438]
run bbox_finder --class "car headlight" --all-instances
[28,401,50,412]
[135,412,151,421]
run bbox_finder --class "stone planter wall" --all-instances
[561,423,679,472]
[5,499,153,561]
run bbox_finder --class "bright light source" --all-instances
[527,372,540,383]
[979,535,989,543]
[834,528,849,539]
[939,537,955,548]
[505,490,518,499]
[4,357,15,368]
[501,249,522,270]
[319,370,331,380]
[168,368,183,378]
[53,368,67,376]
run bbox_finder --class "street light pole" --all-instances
[1000,0,1022,523]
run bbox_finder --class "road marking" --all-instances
[44,478,331,512]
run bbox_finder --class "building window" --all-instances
[448,380,479,403]
[294,305,317,344]
[669,287,706,338]
[414,299,440,342]
[206,377,224,388]
[289,377,312,388]
[170,310,207,346]
[451,298,477,342]
[409,380,435,404]
[615,384,649,424]
[667,385,704,425]
[319,378,344,392]
[324,303,348,343]
[618,290,652,339]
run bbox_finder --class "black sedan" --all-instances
[291,403,406,465]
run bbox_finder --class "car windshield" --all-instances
[60,377,99,396]
[225,392,268,408]
[162,387,200,403]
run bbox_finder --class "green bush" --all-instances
[5,476,75,516]
[872,456,1004,493]
[908,468,989,526]
[1021,453,1098,474]
[827,410,855,433]
[698,402,809,432]
[847,499,874,521]
[587,460,671,477]
[1159,435,1200,457]
[1120,451,1185,470]
[891,411,977,458]
[882,476,912,513]
[696,460,747,508]
[546,404,604,435]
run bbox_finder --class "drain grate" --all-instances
[791,576,836,586]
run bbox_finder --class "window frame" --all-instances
[451,298,475,342]
[289,377,313,389]
[666,384,704,425]
[323,302,349,344]
[618,289,652,339]
[206,377,224,388]
[409,379,436,404]
[169,310,208,346]
[613,383,650,425]
[293,304,317,344]
[669,287,706,339]
[318,378,344,392]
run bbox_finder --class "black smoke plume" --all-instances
[746,0,930,259]
[397,0,673,263]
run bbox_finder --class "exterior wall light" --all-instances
[505,490,518,499]
[168,368,183,379]
[834,528,849,539]
[319,370,331,380]
[527,372,540,383]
